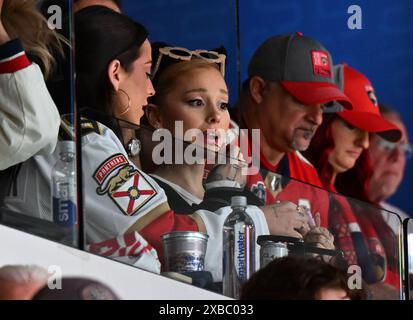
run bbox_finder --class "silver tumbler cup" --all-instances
[161,231,209,273]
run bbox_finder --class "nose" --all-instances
[356,130,369,149]
[147,79,155,98]
[307,104,323,126]
[206,103,222,125]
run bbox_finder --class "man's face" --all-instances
[368,113,409,202]
[258,82,323,152]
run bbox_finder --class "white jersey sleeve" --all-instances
[0,39,60,170]
[81,124,170,244]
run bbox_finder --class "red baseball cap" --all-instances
[248,33,352,110]
[335,64,401,142]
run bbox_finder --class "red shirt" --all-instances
[246,150,330,228]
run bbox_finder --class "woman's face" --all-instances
[157,66,230,150]
[118,39,154,125]
[328,118,369,174]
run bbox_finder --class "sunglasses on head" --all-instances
[151,46,226,82]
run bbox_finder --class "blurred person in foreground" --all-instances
[0,265,48,300]
[240,256,367,300]
[33,277,119,300]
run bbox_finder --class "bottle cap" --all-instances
[60,140,75,154]
[231,196,247,207]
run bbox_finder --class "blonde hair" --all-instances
[153,59,223,105]
[1,0,68,79]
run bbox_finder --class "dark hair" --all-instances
[75,6,148,131]
[303,114,336,189]
[240,256,364,300]
[304,114,398,276]
[73,0,123,11]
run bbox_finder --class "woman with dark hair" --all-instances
[1,6,161,273]
[304,63,402,295]
[75,5,154,135]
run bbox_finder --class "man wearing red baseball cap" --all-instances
[234,33,352,233]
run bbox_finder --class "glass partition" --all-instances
[405,219,413,300]
[0,0,78,246]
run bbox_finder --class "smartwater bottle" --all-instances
[222,196,255,298]
[52,140,77,247]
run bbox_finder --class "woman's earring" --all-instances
[116,89,131,116]
[126,138,141,157]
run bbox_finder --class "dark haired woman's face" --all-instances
[328,118,369,175]
[118,39,154,125]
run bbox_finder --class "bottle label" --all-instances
[53,182,77,228]
[234,222,249,282]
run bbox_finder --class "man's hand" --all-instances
[261,201,310,238]
[304,213,335,262]
[0,0,11,44]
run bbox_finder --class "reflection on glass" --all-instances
[408,221,413,300]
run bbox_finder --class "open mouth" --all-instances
[203,130,222,148]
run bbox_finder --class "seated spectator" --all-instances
[32,277,119,300]
[0,265,49,300]
[304,64,402,295]
[367,104,411,233]
[240,256,366,300]
[145,45,233,213]
[0,0,62,170]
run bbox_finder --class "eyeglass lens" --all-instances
[170,48,191,57]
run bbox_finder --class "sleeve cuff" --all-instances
[0,39,31,73]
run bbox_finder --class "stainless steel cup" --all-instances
[161,231,209,273]
[257,235,301,269]
[259,241,289,269]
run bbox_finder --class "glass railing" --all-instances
[0,0,411,301]
[404,218,413,300]
[2,113,406,299]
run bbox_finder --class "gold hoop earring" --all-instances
[116,89,131,116]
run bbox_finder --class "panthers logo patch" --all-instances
[94,155,157,216]
[250,181,266,203]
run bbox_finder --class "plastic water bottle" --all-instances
[222,196,255,298]
[52,140,77,247]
